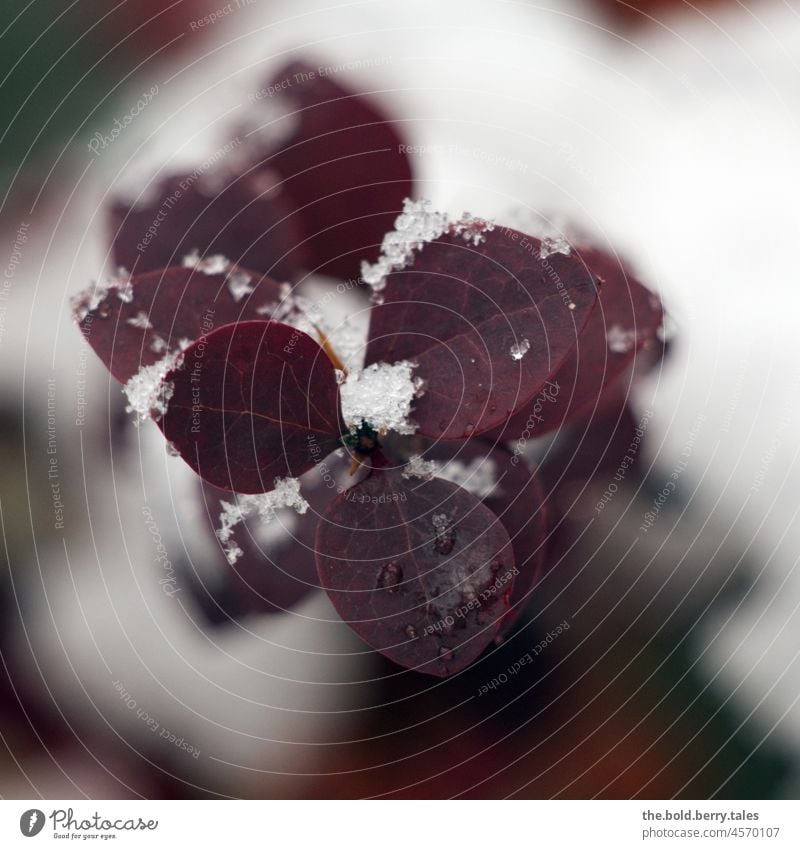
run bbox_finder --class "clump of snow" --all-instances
[123,346,185,424]
[432,513,450,534]
[510,338,530,361]
[326,317,367,372]
[115,268,134,303]
[127,311,153,330]
[402,454,438,481]
[227,270,254,302]
[259,282,322,340]
[452,212,496,246]
[360,199,494,291]
[539,235,572,259]
[150,334,168,354]
[401,455,500,498]
[71,281,111,320]
[182,251,231,275]
[216,477,309,565]
[606,324,636,354]
[438,457,500,499]
[257,281,367,372]
[340,361,424,435]
[71,267,133,320]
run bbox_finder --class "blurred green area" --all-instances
[0,0,211,201]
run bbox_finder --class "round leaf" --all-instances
[365,228,599,439]
[494,246,664,438]
[316,466,516,676]
[257,61,414,279]
[161,320,344,492]
[110,172,307,280]
[74,265,282,383]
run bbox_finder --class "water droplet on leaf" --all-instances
[377,562,403,590]
[432,512,456,555]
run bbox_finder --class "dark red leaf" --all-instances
[74,265,282,383]
[494,246,663,439]
[316,466,515,676]
[161,320,345,492]
[198,452,361,616]
[458,442,548,635]
[110,171,307,280]
[365,228,599,439]
[395,435,549,634]
[256,61,414,279]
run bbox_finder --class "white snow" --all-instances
[539,235,572,259]
[71,268,133,320]
[606,324,636,354]
[227,270,254,302]
[402,454,438,481]
[360,198,494,291]
[438,456,500,499]
[182,251,231,275]
[510,338,530,361]
[123,347,185,424]
[70,281,111,321]
[452,212,496,246]
[215,477,309,565]
[127,311,153,330]
[116,274,134,303]
[150,334,168,353]
[257,281,368,372]
[339,361,424,435]
[260,283,323,340]
[401,455,500,499]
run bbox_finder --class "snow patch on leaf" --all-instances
[227,270,254,302]
[340,361,423,435]
[71,267,132,321]
[510,338,530,361]
[438,456,500,499]
[606,324,636,353]
[402,454,438,481]
[257,281,368,372]
[126,311,153,330]
[181,251,230,275]
[216,477,309,565]
[452,212,496,246]
[259,283,324,340]
[122,346,185,424]
[150,334,168,354]
[401,454,500,499]
[360,199,494,291]
[538,235,572,259]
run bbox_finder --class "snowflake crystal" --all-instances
[216,477,309,565]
